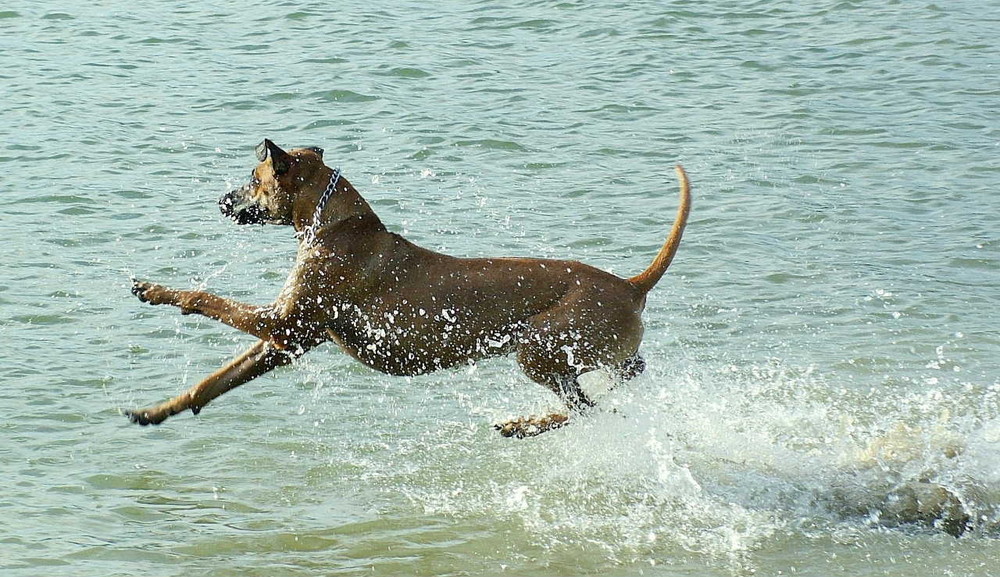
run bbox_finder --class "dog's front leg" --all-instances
[126,339,293,425]
[132,280,310,350]
[132,279,262,322]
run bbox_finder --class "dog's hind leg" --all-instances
[497,319,601,438]
[612,353,646,384]
[555,373,597,413]
[125,339,294,426]
[494,372,594,438]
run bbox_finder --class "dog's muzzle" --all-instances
[219,189,268,225]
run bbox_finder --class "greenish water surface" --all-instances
[2,1,998,575]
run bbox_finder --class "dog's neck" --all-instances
[297,168,341,245]
[293,170,383,245]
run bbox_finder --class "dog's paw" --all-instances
[131,280,171,306]
[495,414,569,438]
[130,279,152,302]
[125,408,164,426]
[125,402,198,426]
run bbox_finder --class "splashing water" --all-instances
[307,349,1000,572]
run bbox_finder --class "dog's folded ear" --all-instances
[256,139,293,175]
[305,146,324,159]
[255,139,272,162]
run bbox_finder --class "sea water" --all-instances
[2,1,998,575]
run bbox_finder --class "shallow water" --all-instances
[2,1,999,575]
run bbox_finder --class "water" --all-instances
[2,1,998,574]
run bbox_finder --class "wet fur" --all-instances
[127,140,691,437]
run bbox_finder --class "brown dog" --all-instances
[127,140,691,437]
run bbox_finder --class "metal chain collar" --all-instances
[301,168,341,245]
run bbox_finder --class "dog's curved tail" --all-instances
[627,165,692,294]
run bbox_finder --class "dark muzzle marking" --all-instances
[219,190,267,225]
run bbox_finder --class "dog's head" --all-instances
[219,139,327,226]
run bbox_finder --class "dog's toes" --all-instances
[125,399,196,425]
[131,280,151,302]
[130,280,172,306]
[495,414,569,438]
[125,409,151,425]
[125,408,163,426]
[495,421,521,438]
